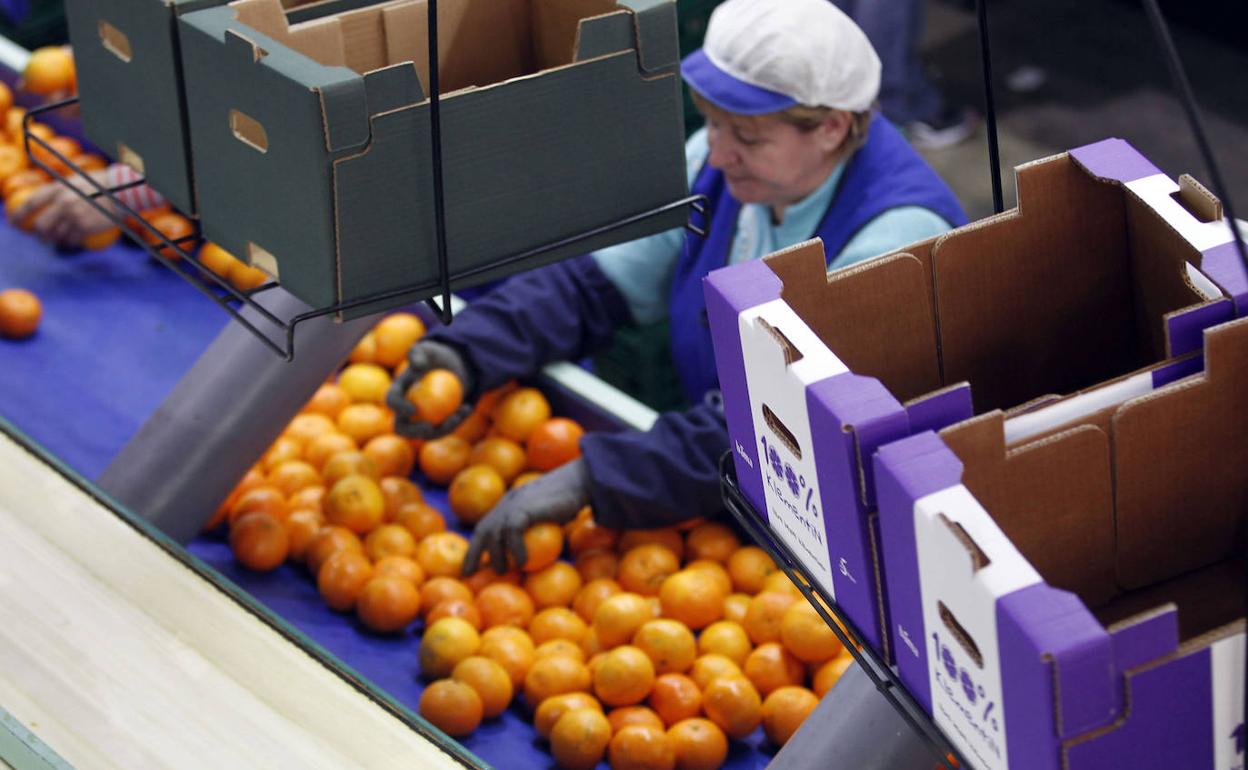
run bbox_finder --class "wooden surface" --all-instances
[0,430,472,770]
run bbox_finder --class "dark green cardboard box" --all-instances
[178,0,688,316]
[61,0,383,215]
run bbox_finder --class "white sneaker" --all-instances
[906,107,980,151]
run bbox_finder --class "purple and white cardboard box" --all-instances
[705,254,972,657]
[874,428,1245,770]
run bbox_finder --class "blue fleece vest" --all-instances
[669,116,967,405]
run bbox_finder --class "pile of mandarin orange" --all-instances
[212,281,851,768]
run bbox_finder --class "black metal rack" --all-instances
[24,0,707,359]
[719,453,970,770]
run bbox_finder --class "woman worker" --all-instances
[386,0,968,575]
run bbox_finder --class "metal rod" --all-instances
[426,0,453,326]
[974,0,1004,214]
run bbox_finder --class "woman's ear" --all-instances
[818,110,854,154]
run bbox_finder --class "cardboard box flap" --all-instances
[362,63,424,113]
[1166,298,1234,357]
[399,0,531,95]
[318,77,371,152]
[1097,558,1245,643]
[1068,137,1163,185]
[762,239,941,402]
[233,0,348,65]
[1112,317,1248,589]
[533,0,616,70]
[940,413,1117,606]
[904,384,973,436]
[1105,607,1180,678]
[614,0,678,72]
[575,8,636,63]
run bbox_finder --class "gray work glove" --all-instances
[462,459,592,575]
[386,339,476,440]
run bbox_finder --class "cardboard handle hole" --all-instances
[938,601,984,669]
[762,404,801,461]
[230,109,269,154]
[1172,174,1222,223]
[98,21,132,63]
[757,319,804,365]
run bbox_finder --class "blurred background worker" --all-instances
[387,0,968,576]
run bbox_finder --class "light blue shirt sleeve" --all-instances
[829,206,953,271]
[590,129,710,326]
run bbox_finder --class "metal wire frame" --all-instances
[22,97,708,361]
[720,454,970,770]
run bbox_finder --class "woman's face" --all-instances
[704,109,851,209]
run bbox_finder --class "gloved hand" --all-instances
[386,339,476,440]
[462,459,592,575]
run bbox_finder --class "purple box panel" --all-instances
[1201,240,1248,317]
[806,373,906,651]
[1069,138,1164,184]
[1065,650,1214,770]
[1169,299,1236,357]
[874,431,966,711]
[1110,609,1179,676]
[905,385,975,438]
[1153,353,1205,388]
[704,261,783,521]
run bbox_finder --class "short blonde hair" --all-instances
[691,92,874,156]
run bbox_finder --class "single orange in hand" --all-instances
[550,708,612,770]
[525,417,584,471]
[0,288,41,338]
[648,673,702,726]
[452,655,514,719]
[666,718,728,770]
[448,464,506,526]
[230,511,289,571]
[356,575,421,633]
[477,582,535,629]
[761,686,819,746]
[419,435,472,485]
[608,725,675,770]
[316,549,374,611]
[407,368,464,425]
[491,387,551,443]
[419,679,482,738]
